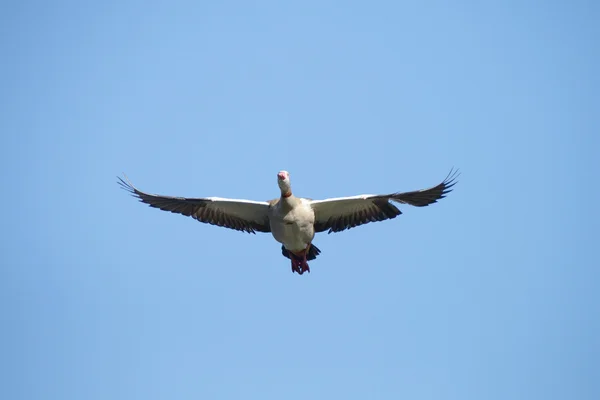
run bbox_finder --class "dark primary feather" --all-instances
[313,198,402,233]
[117,176,271,234]
[388,168,459,207]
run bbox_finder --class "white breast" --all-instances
[270,199,315,252]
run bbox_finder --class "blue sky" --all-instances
[1,1,598,399]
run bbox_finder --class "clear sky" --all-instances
[1,1,598,399]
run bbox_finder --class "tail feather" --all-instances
[281,244,321,261]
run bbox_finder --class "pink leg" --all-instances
[302,243,311,273]
[300,253,310,274]
[290,244,312,274]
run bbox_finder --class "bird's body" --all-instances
[118,169,458,275]
[269,196,315,254]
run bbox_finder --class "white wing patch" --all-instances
[205,197,270,206]
[309,194,377,205]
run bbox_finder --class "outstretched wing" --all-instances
[118,175,271,233]
[310,169,459,233]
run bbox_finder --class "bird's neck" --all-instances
[280,191,300,210]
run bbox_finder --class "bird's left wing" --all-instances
[118,175,271,233]
[310,169,458,234]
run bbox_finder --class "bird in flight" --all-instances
[118,169,458,275]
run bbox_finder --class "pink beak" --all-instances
[278,172,286,180]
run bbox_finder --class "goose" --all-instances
[118,169,458,275]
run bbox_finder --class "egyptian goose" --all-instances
[118,169,458,275]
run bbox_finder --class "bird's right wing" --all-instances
[310,169,459,233]
[118,175,271,233]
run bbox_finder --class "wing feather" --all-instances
[118,175,271,234]
[311,169,458,234]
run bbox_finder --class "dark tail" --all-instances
[281,244,322,261]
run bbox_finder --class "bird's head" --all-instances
[277,170,291,196]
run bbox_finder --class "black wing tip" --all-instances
[117,173,134,191]
[388,167,460,207]
[444,167,460,185]
[441,167,460,193]
[117,173,145,201]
